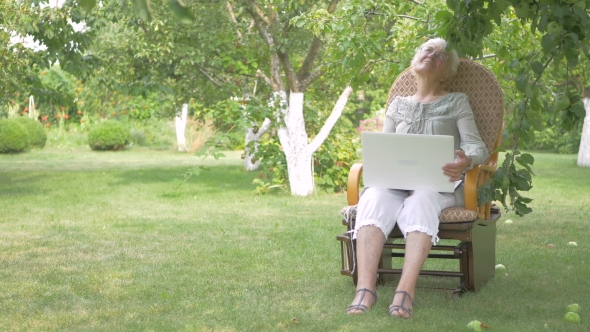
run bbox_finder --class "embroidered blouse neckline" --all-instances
[402,92,455,106]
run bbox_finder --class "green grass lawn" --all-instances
[0,149,588,331]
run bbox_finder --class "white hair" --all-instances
[410,38,459,82]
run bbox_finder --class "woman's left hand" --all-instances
[442,150,471,181]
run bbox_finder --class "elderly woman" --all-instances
[346,38,489,318]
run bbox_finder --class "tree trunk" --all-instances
[244,118,271,170]
[274,87,352,196]
[577,97,590,167]
[175,103,188,152]
[280,92,315,196]
[29,95,37,120]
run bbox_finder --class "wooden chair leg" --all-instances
[377,247,394,285]
[469,218,498,291]
[456,241,471,292]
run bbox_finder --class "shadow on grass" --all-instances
[110,165,260,192]
[0,173,50,197]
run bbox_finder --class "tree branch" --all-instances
[297,37,322,85]
[246,0,270,25]
[256,69,271,85]
[327,0,340,13]
[296,0,340,89]
[307,86,353,154]
[277,50,300,92]
[255,117,272,138]
[300,68,323,87]
[397,15,427,22]
[270,53,285,92]
[197,67,223,87]
[226,1,243,40]
[244,5,274,47]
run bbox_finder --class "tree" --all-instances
[227,0,430,195]
[75,0,589,213]
[438,0,590,215]
[1,1,98,118]
[578,87,590,166]
[73,0,430,195]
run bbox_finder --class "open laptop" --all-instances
[361,132,456,193]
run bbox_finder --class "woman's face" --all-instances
[412,44,450,82]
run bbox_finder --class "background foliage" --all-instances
[1,0,589,214]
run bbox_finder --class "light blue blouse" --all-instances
[382,92,489,205]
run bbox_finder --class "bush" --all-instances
[88,120,130,151]
[129,128,148,146]
[13,117,47,148]
[0,118,29,153]
[313,130,360,193]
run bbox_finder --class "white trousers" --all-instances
[353,187,456,245]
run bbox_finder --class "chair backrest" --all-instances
[385,60,504,158]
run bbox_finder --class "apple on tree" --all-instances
[573,1,586,10]
[546,21,563,35]
[554,94,570,110]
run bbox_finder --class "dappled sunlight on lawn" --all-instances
[0,148,244,171]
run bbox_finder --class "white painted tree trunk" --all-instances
[244,118,272,170]
[28,95,37,120]
[281,92,314,196]
[275,87,353,196]
[175,103,188,152]
[577,97,590,167]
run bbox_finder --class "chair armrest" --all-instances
[347,162,364,206]
[347,157,498,219]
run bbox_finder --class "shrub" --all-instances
[129,128,147,146]
[13,117,47,148]
[313,131,360,193]
[0,118,29,153]
[253,128,360,194]
[130,119,175,150]
[87,120,130,151]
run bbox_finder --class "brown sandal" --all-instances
[347,288,378,314]
[388,291,417,319]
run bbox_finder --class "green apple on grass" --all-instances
[564,312,581,323]
[467,320,483,331]
[567,303,580,313]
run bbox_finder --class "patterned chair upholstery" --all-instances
[337,60,504,294]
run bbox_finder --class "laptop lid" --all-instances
[361,132,455,193]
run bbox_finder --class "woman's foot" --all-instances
[389,290,416,319]
[347,288,378,314]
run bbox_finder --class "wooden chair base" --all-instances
[337,210,500,294]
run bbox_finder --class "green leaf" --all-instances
[515,178,532,191]
[565,48,579,68]
[169,0,194,25]
[435,10,454,21]
[541,34,556,53]
[514,201,533,216]
[519,153,534,165]
[78,0,96,13]
[515,70,528,92]
[531,61,544,75]
[571,103,586,118]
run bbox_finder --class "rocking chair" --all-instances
[337,59,504,294]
